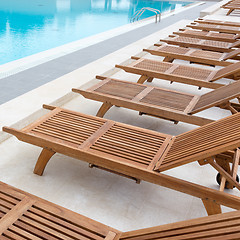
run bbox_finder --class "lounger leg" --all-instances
[34,148,55,176]
[147,77,153,83]
[202,198,222,215]
[227,9,234,15]
[137,75,149,84]
[163,56,174,63]
[96,102,113,117]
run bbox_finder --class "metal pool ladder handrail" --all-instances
[131,7,161,23]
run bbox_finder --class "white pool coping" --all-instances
[0,1,203,80]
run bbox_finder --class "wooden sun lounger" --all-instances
[173,29,240,42]
[0,181,120,239]
[221,1,240,15]
[72,76,240,126]
[160,36,240,52]
[187,23,240,35]
[3,106,240,215]
[121,210,240,240]
[115,58,240,89]
[144,45,240,67]
[195,18,240,27]
[1,181,240,239]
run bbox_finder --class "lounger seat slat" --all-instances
[139,88,193,111]
[28,111,108,148]
[190,50,223,59]
[95,80,146,100]
[27,206,103,240]
[4,228,38,240]
[133,59,212,81]
[90,123,168,167]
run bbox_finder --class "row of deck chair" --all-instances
[114,18,240,88]
[1,180,240,239]
[3,18,240,219]
[142,19,240,67]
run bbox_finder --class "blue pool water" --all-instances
[0,0,191,65]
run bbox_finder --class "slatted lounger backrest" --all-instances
[120,210,240,239]
[190,80,240,114]
[211,61,240,81]
[155,112,240,171]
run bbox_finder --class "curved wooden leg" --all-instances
[34,148,55,176]
[96,102,113,117]
[137,75,149,84]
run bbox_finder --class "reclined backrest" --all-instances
[223,48,240,60]
[231,39,240,48]
[212,61,240,80]
[190,80,240,114]
[155,112,240,171]
[120,210,240,240]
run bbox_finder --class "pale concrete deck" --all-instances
[0,2,240,232]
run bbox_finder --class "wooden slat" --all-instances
[0,197,35,234]
[121,210,240,240]
[0,182,119,239]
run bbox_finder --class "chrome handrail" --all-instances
[131,7,161,23]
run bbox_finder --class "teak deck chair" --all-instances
[187,23,240,35]
[173,29,240,42]
[195,18,240,27]
[221,1,240,15]
[160,36,240,52]
[3,106,240,197]
[121,210,240,240]
[0,181,120,239]
[1,181,240,239]
[115,58,240,89]
[144,45,240,67]
[72,76,240,126]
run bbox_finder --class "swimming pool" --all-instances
[0,0,191,65]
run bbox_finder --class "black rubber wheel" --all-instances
[216,173,239,189]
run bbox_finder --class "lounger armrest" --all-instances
[131,56,140,60]
[42,104,56,110]
[96,75,107,80]
[2,127,22,136]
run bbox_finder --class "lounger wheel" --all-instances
[216,173,239,189]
